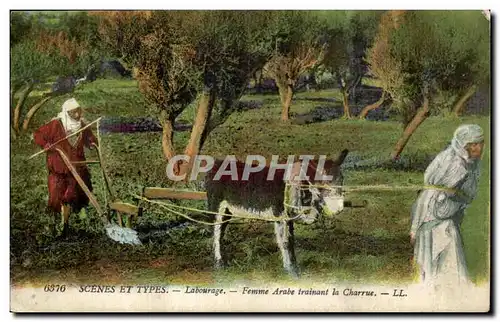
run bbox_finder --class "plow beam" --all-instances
[143,187,208,201]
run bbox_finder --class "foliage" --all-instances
[10,41,64,86]
[193,11,276,130]
[97,10,273,113]
[10,11,33,47]
[10,12,104,133]
[366,11,406,110]
[265,11,328,87]
[322,11,383,85]
[369,10,490,123]
[95,11,276,165]
[11,12,102,86]
[422,10,490,111]
[263,11,331,120]
[320,11,383,118]
[57,12,101,47]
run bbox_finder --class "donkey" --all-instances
[205,149,349,277]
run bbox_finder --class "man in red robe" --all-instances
[34,98,98,236]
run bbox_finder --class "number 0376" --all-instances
[43,284,66,292]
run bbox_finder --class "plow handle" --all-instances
[56,148,108,224]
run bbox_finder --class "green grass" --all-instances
[10,79,490,286]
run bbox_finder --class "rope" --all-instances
[135,195,304,223]
[147,199,236,226]
[282,183,316,218]
[283,202,313,212]
[286,182,465,196]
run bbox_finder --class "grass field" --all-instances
[10,79,490,287]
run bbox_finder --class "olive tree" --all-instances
[10,12,101,134]
[264,11,328,121]
[96,11,274,176]
[320,11,382,119]
[366,10,490,159]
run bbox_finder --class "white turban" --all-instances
[57,98,82,133]
[451,124,484,162]
[453,124,484,146]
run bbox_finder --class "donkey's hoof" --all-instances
[287,268,300,279]
[214,260,226,270]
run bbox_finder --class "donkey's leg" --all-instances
[287,221,297,271]
[274,220,298,278]
[213,202,230,270]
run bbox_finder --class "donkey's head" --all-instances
[290,149,348,224]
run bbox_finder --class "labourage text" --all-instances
[43,284,408,297]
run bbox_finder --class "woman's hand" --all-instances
[410,232,415,246]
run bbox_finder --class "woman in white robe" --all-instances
[410,124,484,287]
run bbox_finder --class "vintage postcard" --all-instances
[9,9,491,312]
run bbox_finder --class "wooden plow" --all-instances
[108,188,208,228]
[27,118,207,230]
[29,117,143,244]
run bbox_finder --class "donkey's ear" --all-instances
[333,149,349,165]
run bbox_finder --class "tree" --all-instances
[428,11,490,116]
[96,11,274,176]
[264,11,327,121]
[10,11,32,47]
[10,38,73,134]
[320,11,383,119]
[10,12,101,134]
[320,12,352,118]
[364,11,406,120]
[387,11,446,159]
[369,11,490,159]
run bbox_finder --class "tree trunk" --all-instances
[22,96,53,131]
[453,85,477,116]
[278,82,286,105]
[13,83,34,133]
[350,74,362,105]
[391,95,430,160]
[200,99,231,150]
[10,84,22,124]
[336,73,351,119]
[182,89,216,178]
[280,85,293,121]
[347,75,362,104]
[341,88,351,119]
[359,91,386,119]
[253,69,262,93]
[158,110,178,171]
[10,88,16,108]
[10,83,22,108]
[11,126,17,140]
